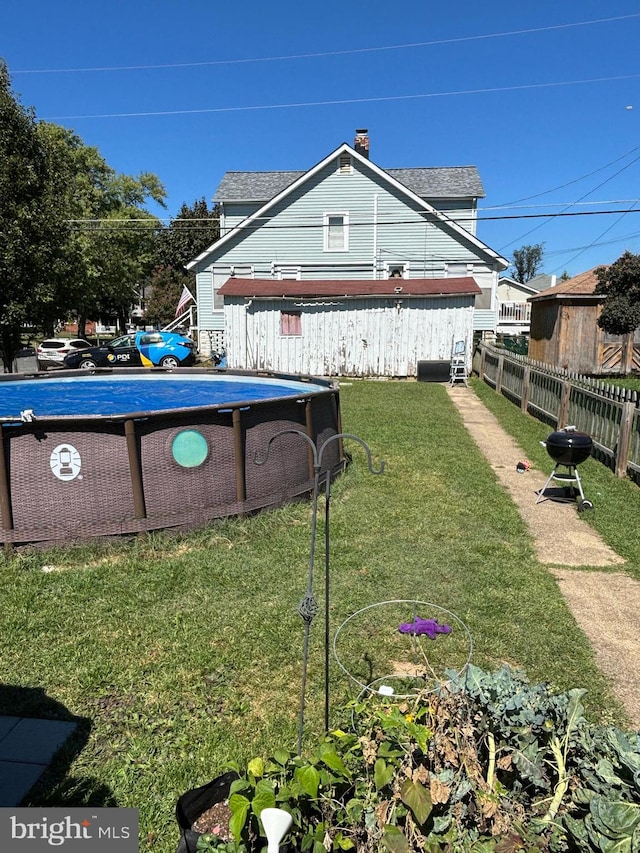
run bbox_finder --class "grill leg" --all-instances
[535,466,558,503]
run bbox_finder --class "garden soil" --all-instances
[446,383,640,728]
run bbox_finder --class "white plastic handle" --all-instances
[261,808,293,853]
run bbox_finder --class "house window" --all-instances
[324,213,349,252]
[280,311,302,336]
[386,263,408,279]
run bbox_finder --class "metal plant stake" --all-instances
[258,430,384,754]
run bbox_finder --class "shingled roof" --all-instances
[529,267,606,301]
[218,277,481,298]
[214,166,485,203]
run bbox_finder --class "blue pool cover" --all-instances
[0,373,327,418]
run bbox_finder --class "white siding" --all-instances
[223,296,474,377]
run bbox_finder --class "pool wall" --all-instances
[0,369,343,546]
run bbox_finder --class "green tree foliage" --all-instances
[511,243,544,283]
[594,251,640,375]
[145,198,218,328]
[0,62,78,370]
[595,251,640,335]
[141,265,186,329]
[155,197,219,272]
[0,61,168,358]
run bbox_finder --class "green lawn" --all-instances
[0,378,636,852]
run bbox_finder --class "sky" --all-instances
[3,0,640,279]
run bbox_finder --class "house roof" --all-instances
[188,143,508,271]
[214,166,485,202]
[528,267,605,301]
[218,277,481,298]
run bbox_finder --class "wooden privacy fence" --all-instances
[474,343,640,480]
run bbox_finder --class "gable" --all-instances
[189,143,507,271]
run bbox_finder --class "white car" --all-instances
[36,338,92,370]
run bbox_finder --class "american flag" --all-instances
[175,285,194,317]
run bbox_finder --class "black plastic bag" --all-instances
[175,771,240,853]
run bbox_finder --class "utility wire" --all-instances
[14,13,640,75]
[492,145,640,208]
[498,150,640,251]
[42,73,640,121]
[67,207,640,230]
[550,202,640,273]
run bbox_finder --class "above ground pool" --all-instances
[0,368,343,547]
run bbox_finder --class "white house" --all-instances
[188,130,509,376]
[497,274,556,336]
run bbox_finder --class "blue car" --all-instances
[63,331,197,370]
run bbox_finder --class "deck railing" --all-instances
[498,302,531,324]
[474,343,640,479]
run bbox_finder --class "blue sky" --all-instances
[3,0,640,277]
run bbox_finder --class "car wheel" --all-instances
[160,355,180,368]
[79,358,98,370]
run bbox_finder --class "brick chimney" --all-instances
[354,128,369,158]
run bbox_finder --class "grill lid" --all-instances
[545,427,592,465]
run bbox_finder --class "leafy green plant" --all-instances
[195,665,640,853]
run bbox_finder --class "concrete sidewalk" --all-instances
[0,716,77,806]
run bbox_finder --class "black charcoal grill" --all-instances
[536,426,594,511]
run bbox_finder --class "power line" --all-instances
[492,145,640,208]
[14,13,640,75]
[67,207,640,230]
[42,73,640,121]
[498,150,640,250]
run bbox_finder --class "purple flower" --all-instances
[398,617,452,639]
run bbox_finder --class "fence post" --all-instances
[616,401,636,478]
[558,380,571,428]
[521,365,530,414]
[496,353,504,394]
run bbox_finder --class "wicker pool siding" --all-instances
[0,372,342,546]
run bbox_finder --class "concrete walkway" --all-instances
[446,384,623,567]
[0,716,76,806]
[447,384,640,728]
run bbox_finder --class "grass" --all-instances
[0,378,637,851]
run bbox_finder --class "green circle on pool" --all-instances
[172,430,209,467]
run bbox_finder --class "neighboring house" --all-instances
[188,130,509,376]
[528,267,640,374]
[497,274,556,336]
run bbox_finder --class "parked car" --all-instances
[63,330,197,370]
[36,338,92,370]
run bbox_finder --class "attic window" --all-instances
[338,155,353,175]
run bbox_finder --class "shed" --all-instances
[528,267,640,373]
[218,277,480,377]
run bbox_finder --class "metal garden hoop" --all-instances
[333,599,473,700]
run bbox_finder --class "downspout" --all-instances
[373,194,378,279]
[244,298,253,369]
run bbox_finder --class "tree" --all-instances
[145,198,219,327]
[511,244,544,284]
[155,198,219,272]
[144,266,187,328]
[0,61,168,364]
[0,62,78,370]
[595,251,640,373]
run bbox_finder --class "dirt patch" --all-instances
[446,385,640,728]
